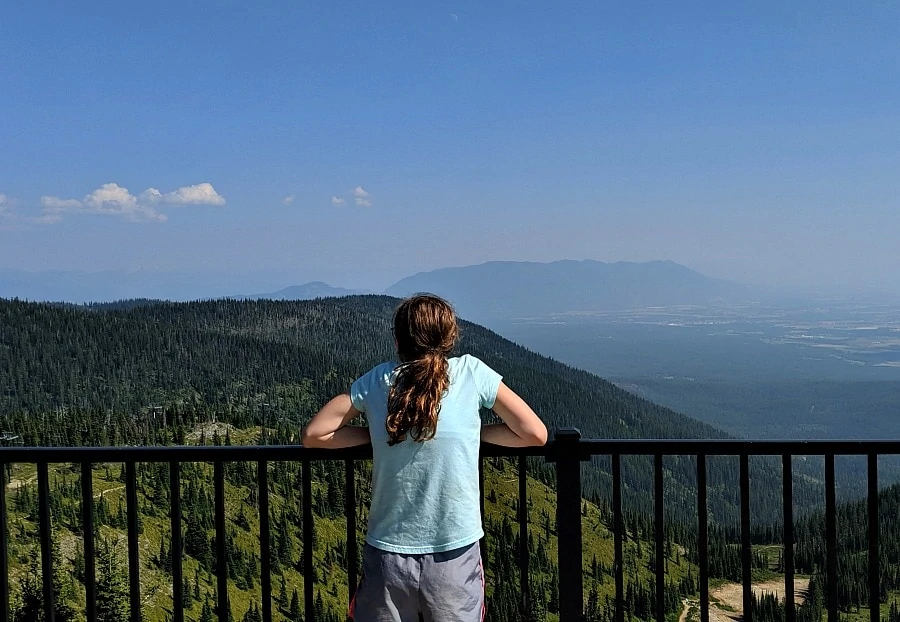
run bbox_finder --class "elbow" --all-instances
[526,423,548,447]
[300,427,320,448]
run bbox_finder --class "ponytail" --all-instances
[386,294,458,446]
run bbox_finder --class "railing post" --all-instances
[554,428,585,622]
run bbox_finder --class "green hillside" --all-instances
[3,426,699,622]
[0,295,816,523]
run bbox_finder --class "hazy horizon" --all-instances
[2,257,898,305]
[3,2,899,295]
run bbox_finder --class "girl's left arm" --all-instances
[301,394,371,448]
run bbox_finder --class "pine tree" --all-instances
[288,589,302,622]
[242,602,262,622]
[185,513,211,566]
[182,576,192,608]
[96,539,129,622]
[194,568,202,601]
[12,549,42,622]
[314,591,325,621]
[278,574,287,609]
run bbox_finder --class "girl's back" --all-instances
[350,354,501,554]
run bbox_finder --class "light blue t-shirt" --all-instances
[350,354,502,554]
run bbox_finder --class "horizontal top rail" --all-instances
[1,430,893,622]
[2,438,900,462]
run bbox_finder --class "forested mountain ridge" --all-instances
[245,283,369,300]
[0,295,819,522]
[2,293,727,440]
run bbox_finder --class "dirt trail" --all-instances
[95,485,125,499]
[679,578,810,622]
[6,475,37,491]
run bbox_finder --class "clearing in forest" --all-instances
[680,577,810,622]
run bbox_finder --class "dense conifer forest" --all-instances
[0,296,821,521]
[1,296,897,621]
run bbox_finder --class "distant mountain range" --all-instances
[385,259,750,321]
[1,260,752,314]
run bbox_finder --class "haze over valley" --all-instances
[4,258,899,443]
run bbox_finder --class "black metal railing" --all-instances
[2,431,898,622]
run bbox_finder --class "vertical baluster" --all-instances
[654,453,664,622]
[126,461,141,622]
[519,455,529,616]
[1,460,10,622]
[38,462,55,622]
[479,457,486,561]
[697,454,708,622]
[214,461,228,622]
[171,462,183,622]
[868,453,879,622]
[346,459,358,606]
[740,454,751,622]
[555,429,583,622]
[258,461,272,622]
[82,462,97,622]
[825,454,837,622]
[302,459,314,622]
[782,455,795,622]
[613,454,624,622]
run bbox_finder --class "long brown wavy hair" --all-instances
[386,294,459,446]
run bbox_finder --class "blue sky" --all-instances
[1,1,899,294]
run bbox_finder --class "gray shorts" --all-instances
[349,542,485,622]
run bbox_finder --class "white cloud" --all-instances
[141,182,225,206]
[282,194,295,206]
[0,194,8,208]
[38,181,225,223]
[83,183,140,210]
[41,183,165,222]
[331,196,346,207]
[40,196,83,209]
[353,186,372,207]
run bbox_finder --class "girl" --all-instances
[302,294,547,622]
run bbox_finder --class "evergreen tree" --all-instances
[288,589,302,622]
[182,576,192,608]
[12,549,42,622]
[193,568,202,601]
[96,539,130,622]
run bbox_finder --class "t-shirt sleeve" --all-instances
[470,356,503,409]
[349,369,372,412]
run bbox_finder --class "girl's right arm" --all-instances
[481,382,548,447]
[301,394,370,448]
